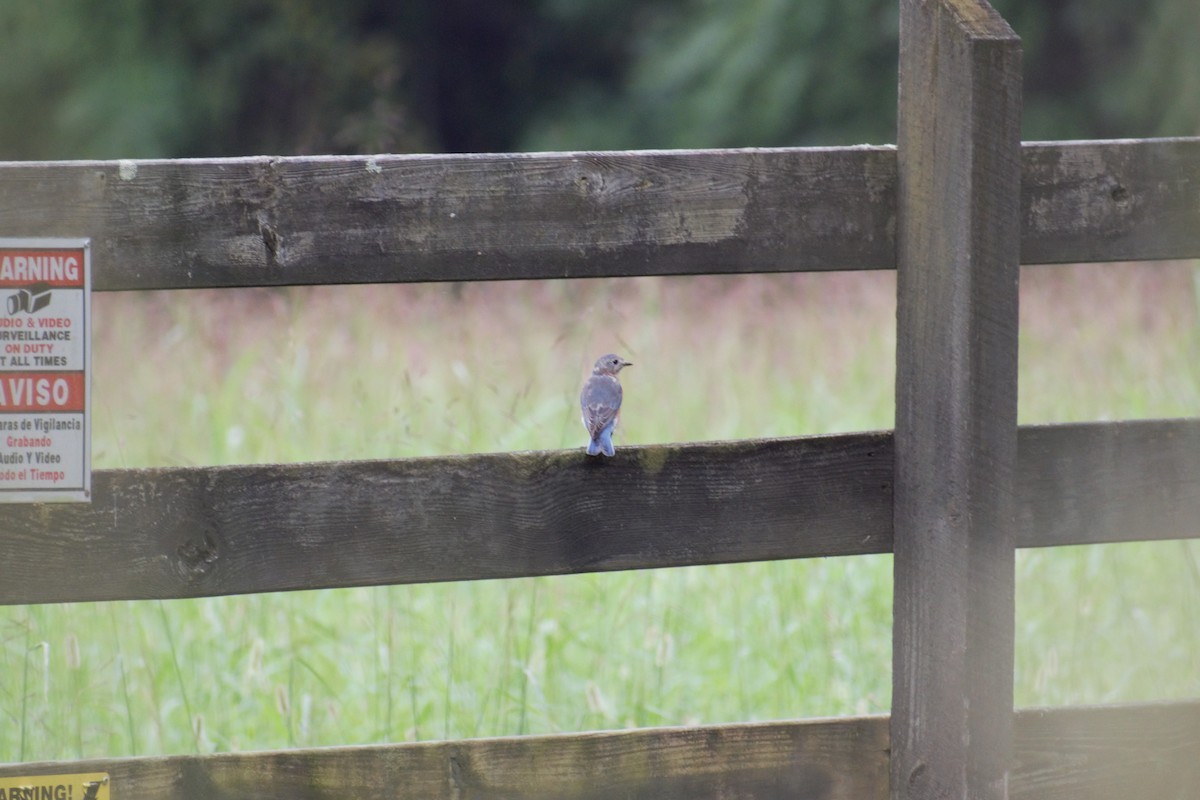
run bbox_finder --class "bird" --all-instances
[580,353,632,456]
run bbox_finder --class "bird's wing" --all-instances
[580,375,623,439]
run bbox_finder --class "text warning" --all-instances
[0,772,110,800]
[0,239,91,503]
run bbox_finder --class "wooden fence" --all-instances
[3,0,1199,796]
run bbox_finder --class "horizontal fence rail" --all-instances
[0,139,1196,291]
[3,419,1197,605]
[0,701,1194,800]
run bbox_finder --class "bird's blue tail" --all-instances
[587,428,616,457]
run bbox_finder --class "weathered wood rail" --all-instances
[2,421,1198,605]
[2,0,1198,797]
[4,703,1198,799]
[1,139,1197,290]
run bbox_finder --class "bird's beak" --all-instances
[622,360,633,367]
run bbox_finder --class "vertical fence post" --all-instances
[892,1,1022,799]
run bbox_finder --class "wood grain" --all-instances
[0,139,1196,291]
[1016,420,1200,548]
[1020,138,1200,265]
[1,421,1197,606]
[0,434,895,605]
[0,716,891,800]
[0,702,1193,799]
[0,148,898,289]
[1011,700,1200,800]
[892,2,1022,799]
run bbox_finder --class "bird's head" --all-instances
[592,353,632,376]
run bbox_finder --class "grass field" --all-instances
[2,262,1199,762]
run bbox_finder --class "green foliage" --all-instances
[1102,0,1200,138]
[995,0,1200,139]
[0,0,1194,159]
[523,0,1200,149]
[0,0,426,158]
[523,0,900,150]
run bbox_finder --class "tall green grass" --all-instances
[2,264,1198,762]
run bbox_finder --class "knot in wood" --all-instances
[907,760,927,791]
[176,533,220,581]
[257,211,283,260]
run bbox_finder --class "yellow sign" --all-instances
[0,773,108,800]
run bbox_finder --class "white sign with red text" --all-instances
[0,239,91,502]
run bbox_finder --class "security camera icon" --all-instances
[6,282,52,315]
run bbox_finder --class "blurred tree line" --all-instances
[0,0,1195,159]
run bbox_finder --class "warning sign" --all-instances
[0,239,91,503]
[0,772,109,800]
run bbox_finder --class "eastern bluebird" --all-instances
[580,353,632,457]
